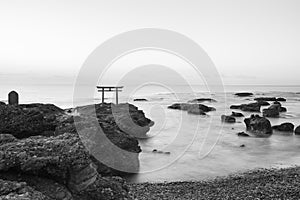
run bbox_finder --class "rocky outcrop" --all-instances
[221,115,236,123]
[254,97,286,102]
[231,112,244,117]
[234,92,253,97]
[0,133,131,199]
[272,123,294,132]
[187,98,217,103]
[230,102,261,112]
[0,103,64,138]
[295,126,300,135]
[244,115,273,137]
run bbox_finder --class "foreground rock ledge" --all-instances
[0,102,154,199]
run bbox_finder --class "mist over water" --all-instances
[2,84,300,183]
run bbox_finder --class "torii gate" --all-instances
[96,86,123,105]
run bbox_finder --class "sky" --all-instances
[0,0,300,85]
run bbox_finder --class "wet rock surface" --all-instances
[187,98,217,103]
[244,115,273,137]
[221,115,236,123]
[254,97,286,102]
[231,112,244,117]
[168,103,215,115]
[272,122,294,132]
[133,98,148,102]
[237,132,250,137]
[230,102,261,112]
[234,92,253,97]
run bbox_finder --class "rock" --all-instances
[133,98,148,102]
[0,133,131,199]
[230,105,241,109]
[244,115,273,137]
[237,132,250,137]
[263,104,281,118]
[0,102,5,106]
[280,107,287,112]
[276,97,287,102]
[0,103,64,138]
[256,101,270,106]
[240,144,246,148]
[231,112,244,117]
[272,123,294,132]
[234,92,253,97]
[187,98,217,103]
[273,101,282,106]
[254,97,286,102]
[221,115,236,123]
[295,126,300,135]
[168,103,215,113]
[230,102,261,112]
[0,179,49,200]
[0,134,17,146]
[187,107,206,115]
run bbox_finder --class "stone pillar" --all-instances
[8,91,19,105]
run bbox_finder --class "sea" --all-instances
[1,84,300,183]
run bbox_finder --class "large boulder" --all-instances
[272,123,294,132]
[263,104,281,118]
[244,115,273,137]
[221,115,236,123]
[234,92,253,97]
[0,133,131,199]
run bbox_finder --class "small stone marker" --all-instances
[8,91,19,105]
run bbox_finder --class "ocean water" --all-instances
[2,84,300,183]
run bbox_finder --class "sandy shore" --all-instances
[129,167,300,200]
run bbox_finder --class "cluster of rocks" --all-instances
[0,102,154,199]
[168,102,216,115]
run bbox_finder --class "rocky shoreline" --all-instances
[0,102,154,199]
[129,166,300,200]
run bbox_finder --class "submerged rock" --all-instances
[187,98,217,103]
[230,102,261,112]
[231,112,244,117]
[221,115,236,123]
[187,107,206,115]
[168,103,215,113]
[234,92,253,97]
[254,97,286,102]
[244,115,273,137]
[133,98,148,102]
[272,123,294,132]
